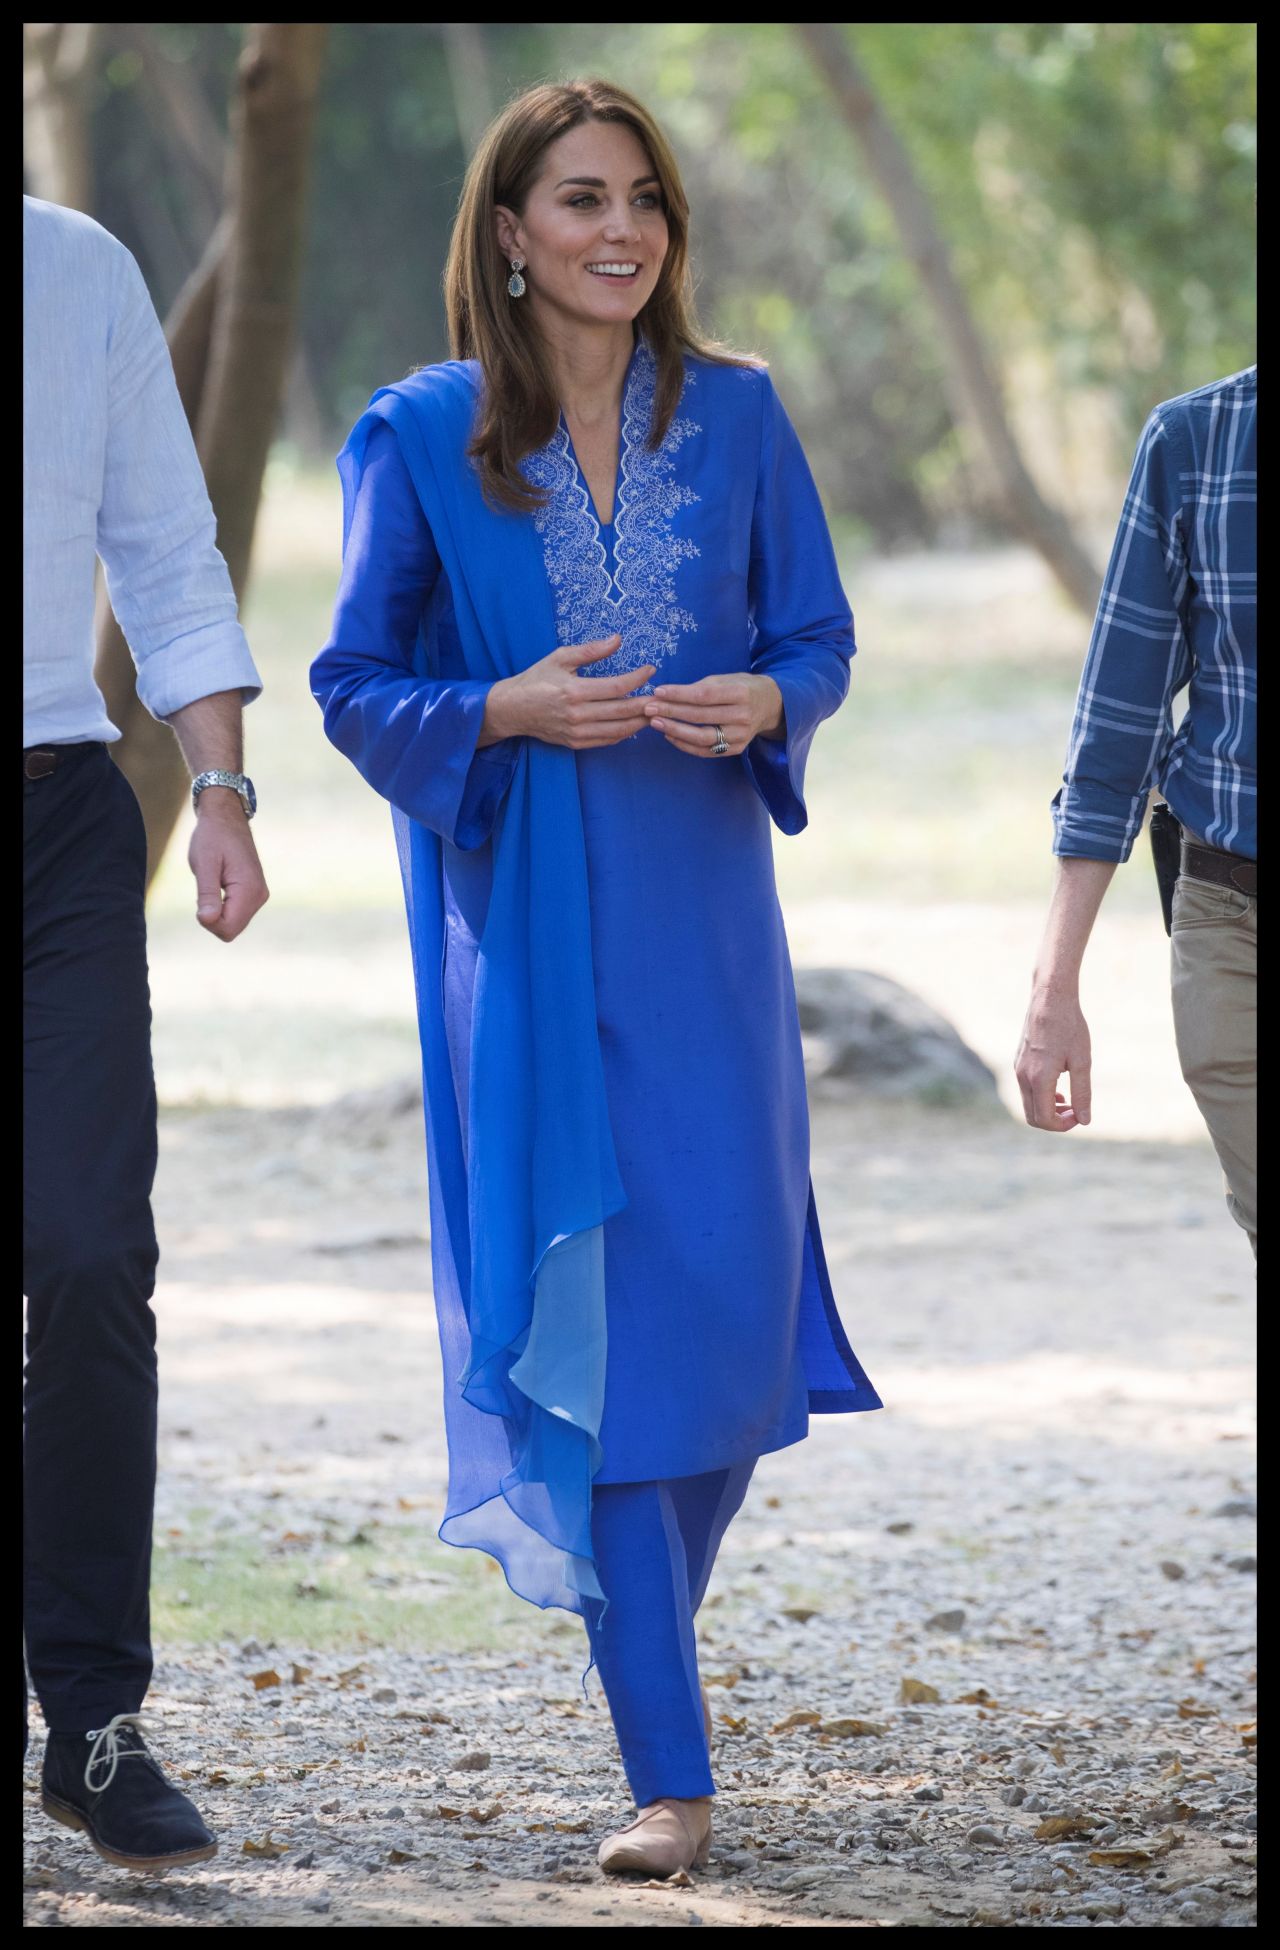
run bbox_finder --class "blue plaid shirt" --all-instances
[1053,366,1257,862]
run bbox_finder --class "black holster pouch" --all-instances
[1150,801,1182,936]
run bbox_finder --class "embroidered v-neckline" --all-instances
[521,343,703,683]
[559,341,642,530]
[561,427,617,531]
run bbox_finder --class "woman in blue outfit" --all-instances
[311,78,881,1877]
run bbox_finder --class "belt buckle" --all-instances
[24,749,58,781]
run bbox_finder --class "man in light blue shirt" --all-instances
[23,195,267,1870]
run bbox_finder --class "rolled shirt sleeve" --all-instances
[1052,410,1193,862]
[96,245,261,721]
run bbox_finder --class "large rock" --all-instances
[325,969,1001,1124]
[794,967,1001,1107]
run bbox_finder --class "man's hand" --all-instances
[1016,856,1116,1132]
[163,689,267,941]
[481,636,655,749]
[188,789,268,942]
[1015,988,1092,1132]
[644,672,784,755]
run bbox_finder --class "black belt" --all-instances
[1181,838,1258,899]
[22,743,104,781]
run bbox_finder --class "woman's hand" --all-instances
[479,636,656,750]
[643,673,784,756]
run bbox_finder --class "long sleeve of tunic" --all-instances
[743,376,854,833]
[311,420,519,850]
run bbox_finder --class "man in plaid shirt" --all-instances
[1016,366,1257,1254]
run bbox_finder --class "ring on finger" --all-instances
[711,723,729,756]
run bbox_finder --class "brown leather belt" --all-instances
[22,743,101,781]
[1181,838,1258,899]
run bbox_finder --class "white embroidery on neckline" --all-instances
[522,344,701,683]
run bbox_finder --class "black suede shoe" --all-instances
[41,1715,217,1871]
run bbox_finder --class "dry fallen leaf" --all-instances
[249,1669,282,1692]
[1176,1698,1215,1720]
[645,1869,694,1888]
[291,1664,312,1686]
[387,1848,417,1864]
[703,1670,742,1689]
[1035,1817,1095,1841]
[462,1804,502,1825]
[955,1688,997,1707]
[771,1710,822,1734]
[820,1718,887,1739]
[242,1833,289,1858]
[1241,1730,1258,1749]
[1160,1756,1184,1778]
[554,1819,590,1834]
[437,1806,463,1820]
[1089,1847,1153,1869]
[764,1496,781,1509]
[781,1607,819,1624]
[1048,1741,1067,1763]
[901,1678,941,1705]
[719,1714,748,1734]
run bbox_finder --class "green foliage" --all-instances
[850,20,1257,427]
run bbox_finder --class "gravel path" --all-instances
[23,1096,1256,1928]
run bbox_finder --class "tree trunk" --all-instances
[115,21,226,246]
[440,22,494,155]
[23,23,100,212]
[795,22,1102,616]
[96,23,329,884]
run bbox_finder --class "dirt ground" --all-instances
[23,1081,1256,1928]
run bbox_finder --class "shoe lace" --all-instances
[83,1713,147,1793]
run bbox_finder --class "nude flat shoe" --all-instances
[598,1797,713,1878]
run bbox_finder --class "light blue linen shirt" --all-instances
[22,196,261,746]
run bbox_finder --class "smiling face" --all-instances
[495,118,670,336]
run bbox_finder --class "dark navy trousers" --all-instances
[23,743,159,1735]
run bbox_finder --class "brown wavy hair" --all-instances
[444,77,749,513]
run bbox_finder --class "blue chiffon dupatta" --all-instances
[338,363,624,1611]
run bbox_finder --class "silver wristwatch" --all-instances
[191,769,257,820]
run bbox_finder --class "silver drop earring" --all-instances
[507,256,526,299]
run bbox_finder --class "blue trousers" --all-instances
[585,1461,754,1807]
[23,744,159,1737]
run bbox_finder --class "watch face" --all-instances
[243,777,257,818]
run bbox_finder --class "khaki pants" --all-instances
[1171,872,1258,1255]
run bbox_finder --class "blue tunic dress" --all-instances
[312,343,881,1613]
